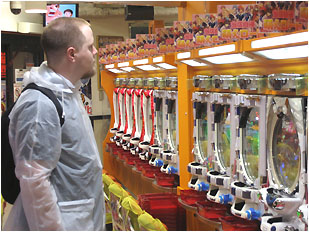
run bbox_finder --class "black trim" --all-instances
[89,115,111,128]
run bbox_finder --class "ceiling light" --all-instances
[253,45,308,60]
[117,62,129,67]
[180,60,207,67]
[153,56,163,63]
[108,68,125,73]
[156,63,176,69]
[198,44,236,56]
[136,65,161,71]
[251,32,309,49]
[25,1,47,13]
[177,52,191,59]
[133,59,149,65]
[105,64,114,69]
[202,54,253,64]
[120,67,135,72]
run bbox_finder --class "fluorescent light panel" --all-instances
[198,44,236,56]
[117,62,129,67]
[180,60,207,67]
[251,32,309,49]
[25,1,47,13]
[253,45,308,60]
[105,64,114,69]
[153,56,163,63]
[156,63,176,69]
[136,65,161,71]
[202,54,253,64]
[133,59,149,65]
[108,68,125,73]
[121,67,135,72]
[177,52,191,59]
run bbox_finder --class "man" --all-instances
[4,17,105,230]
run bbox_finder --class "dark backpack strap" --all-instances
[22,83,65,126]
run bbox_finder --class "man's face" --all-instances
[75,25,98,80]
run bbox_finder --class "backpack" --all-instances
[1,83,65,204]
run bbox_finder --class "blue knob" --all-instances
[197,182,209,191]
[168,166,178,174]
[266,194,276,207]
[155,159,163,167]
[246,208,261,220]
[271,226,276,231]
[219,194,233,205]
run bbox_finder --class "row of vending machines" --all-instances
[108,73,308,231]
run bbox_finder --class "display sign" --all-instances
[217,4,259,42]
[258,1,295,33]
[174,21,194,51]
[156,27,175,54]
[44,4,78,26]
[192,14,219,47]
[1,52,6,79]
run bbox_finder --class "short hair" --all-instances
[41,17,90,60]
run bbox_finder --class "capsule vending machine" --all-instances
[259,73,307,231]
[110,78,121,142]
[114,78,128,147]
[149,77,166,168]
[206,75,237,205]
[138,78,155,161]
[230,74,268,221]
[122,78,137,151]
[161,76,179,175]
[297,95,308,229]
[187,75,213,192]
[130,78,144,155]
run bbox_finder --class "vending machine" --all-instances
[149,77,167,167]
[229,74,268,220]
[122,78,136,150]
[187,75,213,192]
[259,74,307,231]
[161,77,179,175]
[130,78,144,155]
[138,78,155,161]
[206,75,237,205]
[110,78,121,142]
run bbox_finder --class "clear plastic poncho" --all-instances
[3,62,105,231]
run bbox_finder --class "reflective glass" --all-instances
[217,105,230,169]
[147,97,153,137]
[272,107,300,192]
[136,96,142,133]
[127,95,133,130]
[156,100,164,145]
[197,102,208,159]
[242,107,259,181]
[168,100,177,150]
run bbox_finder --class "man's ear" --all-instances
[67,47,76,62]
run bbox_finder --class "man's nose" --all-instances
[93,46,98,55]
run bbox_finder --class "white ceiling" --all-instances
[78,2,178,18]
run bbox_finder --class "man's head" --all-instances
[41,17,97,83]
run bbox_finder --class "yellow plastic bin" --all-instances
[137,212,167,231]
[121,196,144,231]
[108,183,130,231]
[102,173,115,225]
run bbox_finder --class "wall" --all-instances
[0,1,43,32]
